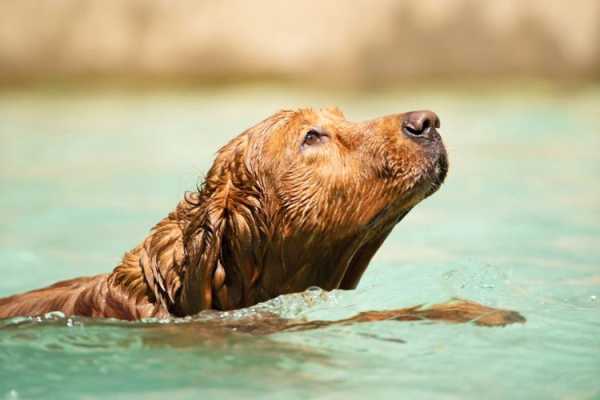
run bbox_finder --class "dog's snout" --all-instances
[402,111,440,138]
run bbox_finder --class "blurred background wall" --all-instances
[0,0,598,88]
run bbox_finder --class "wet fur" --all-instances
[0,108,523,327]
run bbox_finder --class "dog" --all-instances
[0,108,524,327]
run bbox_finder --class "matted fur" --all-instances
[0,108,450,321]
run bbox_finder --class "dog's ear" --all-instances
[177,134,258,315]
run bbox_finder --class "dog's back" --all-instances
[0,273,166,320]
[0,276,104,319]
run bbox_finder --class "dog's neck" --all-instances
[110,189,402,317]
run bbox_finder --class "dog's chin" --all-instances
[423,152,448,198]
[427,152,448,196]
[385,155,448,212]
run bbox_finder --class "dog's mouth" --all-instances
[425,152,448,197]
[412,129,448,197]
[428,150,448,196]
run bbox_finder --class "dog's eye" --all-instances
[303,130,323,147]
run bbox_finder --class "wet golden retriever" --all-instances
[0,108,524,328]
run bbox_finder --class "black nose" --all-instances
[403,110,440,137]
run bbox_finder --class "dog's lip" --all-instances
[435,151,448,184]
[425,152,448,197]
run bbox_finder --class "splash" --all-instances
[0,287,341,329]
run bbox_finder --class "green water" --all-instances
[0,86,599,399]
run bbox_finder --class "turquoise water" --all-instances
[0,86,599,399]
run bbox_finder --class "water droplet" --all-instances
[43,311,65,320]
[590,295,597,302]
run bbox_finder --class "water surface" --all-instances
[0,86,599,399]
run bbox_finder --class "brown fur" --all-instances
[0,108,523,327]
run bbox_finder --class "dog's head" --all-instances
[178,108,447,314]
